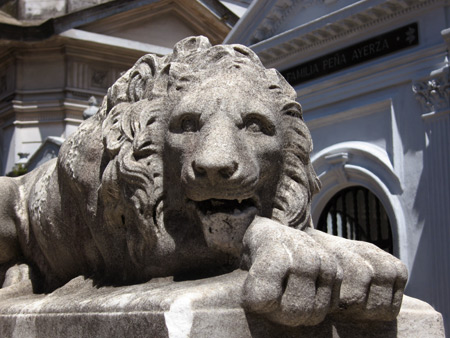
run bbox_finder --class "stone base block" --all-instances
[0,270,445,337]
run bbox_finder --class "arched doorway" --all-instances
[317,186,393,254]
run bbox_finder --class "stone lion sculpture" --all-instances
[0,36,407,327]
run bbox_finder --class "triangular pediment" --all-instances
[82,11,199,49]
[79,0,230,48]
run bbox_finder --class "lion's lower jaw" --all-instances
[196,206,258,257]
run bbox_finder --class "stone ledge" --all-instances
[0,270,445,338]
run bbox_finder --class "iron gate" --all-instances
[317,186,393,254]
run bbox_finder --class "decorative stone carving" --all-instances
[413,65,450,116]
[324,152,349,184]
[0,36,442,336]
[83,96,99,120]
[247,1,431,66]
[251,0,331,44]
[91,69,108,88]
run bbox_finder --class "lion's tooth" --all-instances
[234,208,241,215]
[237,199,243,204]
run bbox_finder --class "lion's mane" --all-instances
[57,36,320,277]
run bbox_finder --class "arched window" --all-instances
[317,186,393,254]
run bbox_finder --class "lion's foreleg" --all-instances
[0,177,22,286]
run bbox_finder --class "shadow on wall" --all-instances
[410,114,450,336]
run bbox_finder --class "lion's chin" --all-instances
[191,198,258,257]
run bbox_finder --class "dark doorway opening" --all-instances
[317,186,393,254]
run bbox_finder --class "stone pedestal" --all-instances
[0,270,444,338]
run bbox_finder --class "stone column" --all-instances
[411,28,450,334]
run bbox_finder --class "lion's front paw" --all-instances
[241,217,342,326]
[2,263,32,288]
[308,229,408,321]
[0,263,34,296]
[338,240,407,321]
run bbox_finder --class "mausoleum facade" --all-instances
[226,0,449,334]
[0,0,239,175]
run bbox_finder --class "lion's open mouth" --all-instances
[195,198,257,216]
[192,197,259,257]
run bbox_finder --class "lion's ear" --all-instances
[102,102,143,158]
[104,54,160,118]
[128,54,159,102]
[265,68,297,100]
[105,71,132,117]
[231,45,263,67]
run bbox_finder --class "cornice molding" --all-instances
[250,0,300,44]
[60,29,172,56]
[442,28,450,49]
[250,0,443,67]
[0,97,90,124]
[0,0,162,41]
[0,0,232,44]
[80,0,231,45]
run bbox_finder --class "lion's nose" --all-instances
[192,158,238,181]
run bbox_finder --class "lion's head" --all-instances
[57,36,320,282]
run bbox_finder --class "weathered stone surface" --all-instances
[0,271,444,337]
[0,36,442,336]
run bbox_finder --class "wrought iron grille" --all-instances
[317,186,393,254]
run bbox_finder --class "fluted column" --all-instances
[412,58,449,330]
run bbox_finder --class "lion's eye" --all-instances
[244,115,275,136]
[245,119,262,133]
[181,116,198,133]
